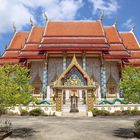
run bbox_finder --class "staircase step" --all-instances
[62,112,87,117]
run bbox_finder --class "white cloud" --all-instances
[123,18,134,30]
[88,0,119,16]
[0,0,83,35]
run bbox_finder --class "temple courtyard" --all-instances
[3,115,139,140]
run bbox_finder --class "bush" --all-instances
[112,111,122,116]
[92,108,110,116]
[134,120,140,138]
[121,110,132,115]
[92,108,100,117]
[29,108,44,116]
[20,109,29,116]
[92,109,140,116]
[0,106,6,115]
[130,110,140,115]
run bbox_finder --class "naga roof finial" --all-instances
[131,24,135,33]
[4,44,8,50]
[30,16,34,26]
[114,16,118,27]
[99,10,104,21]
[44,12,48,22]
[13,22,16,33]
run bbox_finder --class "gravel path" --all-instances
[2,115,139,140]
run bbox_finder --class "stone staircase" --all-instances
[62,100,87,117]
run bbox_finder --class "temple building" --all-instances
[1,19,140,116]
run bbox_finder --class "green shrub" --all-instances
[20,109,29,116]
[29,108,44,116]
[112,111,122,116]
[92,108,100,117]
[0,106,6,115]
[92,108,110,116]
[134,120,140,138]
[121,110,132,115]
[130,110,140,115]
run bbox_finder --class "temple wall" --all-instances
[48,57,63,84]
[30,61,44,83]
[86,58,101,83]
[105,61,120,83]
[66,57,82,67]
[105,61,120,93]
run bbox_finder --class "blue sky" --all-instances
[0,0,140,54]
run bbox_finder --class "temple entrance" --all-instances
[70,90,79,112]
[53,55,96,116]
[62,89,87,113]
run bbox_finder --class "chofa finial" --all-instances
[30,17,34,26]
[44,12,48,22]
[99,10,104,21]
[114,16,118,27]
[13,22,16,33]
[5,44,8,50]
[131,24,135,33]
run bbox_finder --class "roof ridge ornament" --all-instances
[4,44,8,50]
[13,22,16,33]
[113,16,118,28]
[30,16,34,27]
[44,12,48,22]
[99,10,104,21]
[131,24,135,33]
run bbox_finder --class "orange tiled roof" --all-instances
[1,21,140,65]
[104,26,122,43]
[22,44,39,50]
[120,32,140,50]
[0,59,19,64]
[27,26,44,43]
[3,51,19,57]
[127,59,140,65]
[42,37,107,44]
[44,21,104,36]
[109,44,127,51]
[8,32,29,50]
[108,51,130,56]
[130,51,140,58]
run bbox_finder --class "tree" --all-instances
[0,64,34,110]
[120,66,140,103]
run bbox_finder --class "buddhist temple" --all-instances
[1,19,140,116]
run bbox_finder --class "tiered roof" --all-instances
[1,20,140,66]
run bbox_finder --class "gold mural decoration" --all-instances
[56,54,91,87]
[63,75,84,87]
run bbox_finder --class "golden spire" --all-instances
[30,16,34,26]
[44,12,48,22]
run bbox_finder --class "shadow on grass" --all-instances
[113,128,134,138]
[10,127,38,138]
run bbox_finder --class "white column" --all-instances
[47,86,50,100]
[66,90,69,100]
[42,61,48,99]
[79,90,82,100]
[98,86,101,100]
[100,66,107,98]
[83,55,86,71]
[63,54,66,71]
[116,85,120,98]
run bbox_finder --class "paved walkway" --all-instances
[2,115,139,140]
